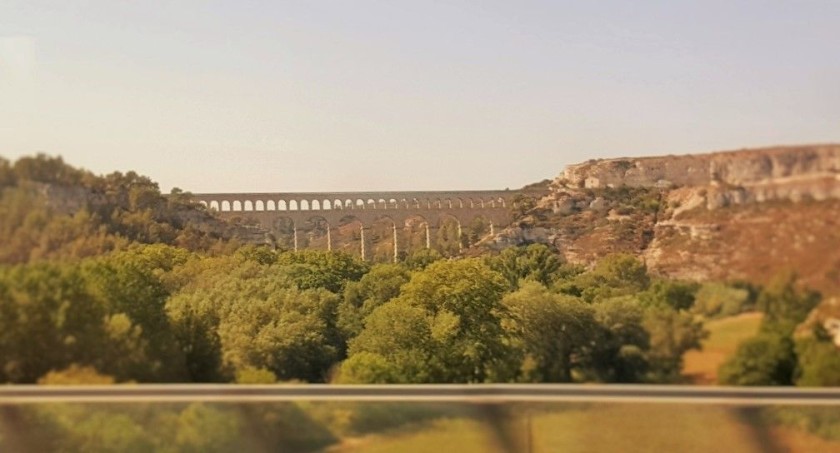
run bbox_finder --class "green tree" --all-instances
[0,157,15,187]
[339,263,410,340]
[561,253,650,302]
[12,154,87,185]
[502,282,597,382]
[0,263,110,383]
[217,286,340,382]
[172,404,242,453]
[643,306,706,382]
[490,244,563,289]
[340,303,436,383]
[397,259,513,382]
[85,245,191,381]
[589,297,651,382]
[37,365,116,385]
[403,248,443,270]
[639,280,699,311]
[692,282,753,318]
[794,336,840,387]
[511,194,537,219]
[716,275,821,387]
[275,250,369,293]
[719,332,797,386]
[757,272,821,336]
[168,259,341,382]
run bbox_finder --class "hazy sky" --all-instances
[1,1,838,192]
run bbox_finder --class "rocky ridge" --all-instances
[490,145,840,294]
[562,145,840,209]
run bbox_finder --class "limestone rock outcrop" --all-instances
[559,145,840,210]
[489,144,840,294]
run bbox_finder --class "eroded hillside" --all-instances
[492,145,840,295]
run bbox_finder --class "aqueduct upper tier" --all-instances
[189,189,542,259]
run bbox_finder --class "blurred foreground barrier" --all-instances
[2,384,840,405]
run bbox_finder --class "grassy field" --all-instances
[324,417,496,453]
[326,403,840,453]
[683,312,764,384]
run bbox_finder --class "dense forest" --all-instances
[0,154,837,387]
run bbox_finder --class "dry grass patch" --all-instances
[325,404,840,453]
[683,312,763,384]
[324,417,499,453]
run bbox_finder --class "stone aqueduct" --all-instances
[190,190,535,260]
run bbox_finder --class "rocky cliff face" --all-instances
[490,145,840,295]
[563,145,840,208]
[562,145,840,190]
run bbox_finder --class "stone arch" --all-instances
[289,200,298,211]
[436,212,462,228]
[337,214,364,227]
[463,213,494,248]
[388,198,398,209]
[244,200,254,211]
[209,200,220,211]
[486,198,496,208]
[312,200,321,211]
[402,214,432,256]
[300,215,332,251]
[497,197,506,207]
[323,199,332,210]
[367,199,376,209]
[270,216,297,251]
[399,198,409,209]
[355,199,365,209]
[278,200,287,211]
[335,214,366,259]
[301,200,310,211]
[443,198,452,209]
[378,199,387,209]
[221,200,231,211]
[433,199,442,209]
[304,214,331,227]
[233,200,243,211]
[370,214,399,263]
[455,198,464,208]
[266,200,276,211]
[436,212,463,257]
[273,216,296,230]
[255,200,265,211]
[373,214,397,224]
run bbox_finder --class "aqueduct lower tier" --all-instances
[190,190,534,260]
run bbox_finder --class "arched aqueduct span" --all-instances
[190,190,540,260]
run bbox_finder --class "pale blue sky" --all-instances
[1,1,838,192]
